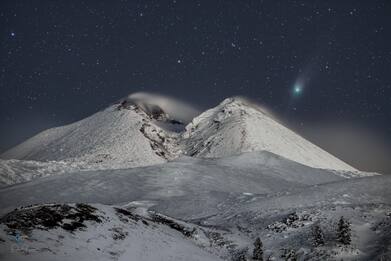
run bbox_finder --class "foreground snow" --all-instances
[0,181,390,260]
[0,204,222,261]
[0,151,389,260]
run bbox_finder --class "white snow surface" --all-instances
[0,159,87,186]
[1,103,179,169]
[0,151,389,260]
[1,96,355,174]
[0,204,222,261]
[0,151,351,215]
[181,97,356,171]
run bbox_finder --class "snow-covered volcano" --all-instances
[180,97,355,171]
[1,95,355,171]
[1,96,184,169]
[0,94,389,260]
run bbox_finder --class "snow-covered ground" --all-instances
[0,96,388,260]
[0,204,224,261]
[0,151,389,260]
[0,151,367,216]
[0,159,91,186]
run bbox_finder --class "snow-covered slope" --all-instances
[0,151,389,260]
[181,97,356,171]
[0,159,88,186]
[0,204,223,261]
[1,99,182,169]
[1,95,355,174]
[0,151,367,217]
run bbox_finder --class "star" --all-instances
[10,32,15,37]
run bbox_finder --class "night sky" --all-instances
[1,0,390,173]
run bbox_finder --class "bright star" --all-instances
[10,32,15,37]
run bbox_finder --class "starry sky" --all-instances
[1,0,390,173]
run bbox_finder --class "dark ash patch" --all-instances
[150,213,196,238]
[0,203,102,235]
[114,207,141,223]
[109,227,128,240]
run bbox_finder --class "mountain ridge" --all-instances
[1,95,356,171]
[180,97,356,171]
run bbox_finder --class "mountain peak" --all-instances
[218,96,253,108]
[217,96,272,117]
[181,97,356,171]
[116,98,176,123]
[121,92,200,124]
[2,94,356,172]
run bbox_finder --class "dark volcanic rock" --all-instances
[0,203,102,235]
